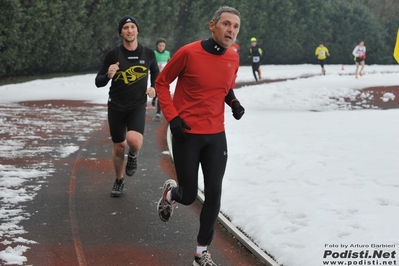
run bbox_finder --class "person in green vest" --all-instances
[153,38,171,118]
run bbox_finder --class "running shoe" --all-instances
[157,179,177,222]
[125,152,137,176]
[359,72,363,77]
[110,178,124,197]
[193,251,217,266]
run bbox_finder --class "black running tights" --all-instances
[171,132,228,246]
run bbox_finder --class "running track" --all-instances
[4,101,264,266]
[1,79,397,265]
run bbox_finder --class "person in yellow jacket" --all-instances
[393,29,399,64]
[315,42,330,75]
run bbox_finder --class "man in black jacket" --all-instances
[95,16,159,197]
[248,37,264,82]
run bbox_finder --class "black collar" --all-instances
[201,38,227,55]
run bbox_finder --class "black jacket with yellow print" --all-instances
[95,44,159,111]
[249,45,263,64]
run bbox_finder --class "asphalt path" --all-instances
[19,101,264,266]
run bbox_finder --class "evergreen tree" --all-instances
[0,0,397,78]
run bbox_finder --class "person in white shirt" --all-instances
[352,41,366,79]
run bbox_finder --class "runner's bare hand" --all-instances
[108,62,120,79]
[146,87,156,98]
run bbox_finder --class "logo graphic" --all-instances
[114,65,147,85]
[322,243,397,265]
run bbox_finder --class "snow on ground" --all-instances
[1,64,399,265]
[0,102,106,265]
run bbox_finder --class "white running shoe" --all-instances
[157,179,177,222]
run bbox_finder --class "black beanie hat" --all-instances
[118,16,139,34]
[156,38,166,46]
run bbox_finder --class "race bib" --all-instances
[319,50,325,56]
[253,56,260,63]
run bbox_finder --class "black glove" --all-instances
[232,101,245,120]
[170,116,191,140]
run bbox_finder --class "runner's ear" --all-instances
[209,20,216,32]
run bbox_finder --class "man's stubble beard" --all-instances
[124,35,136,43]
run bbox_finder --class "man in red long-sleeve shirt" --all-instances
[155,6,245,266]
